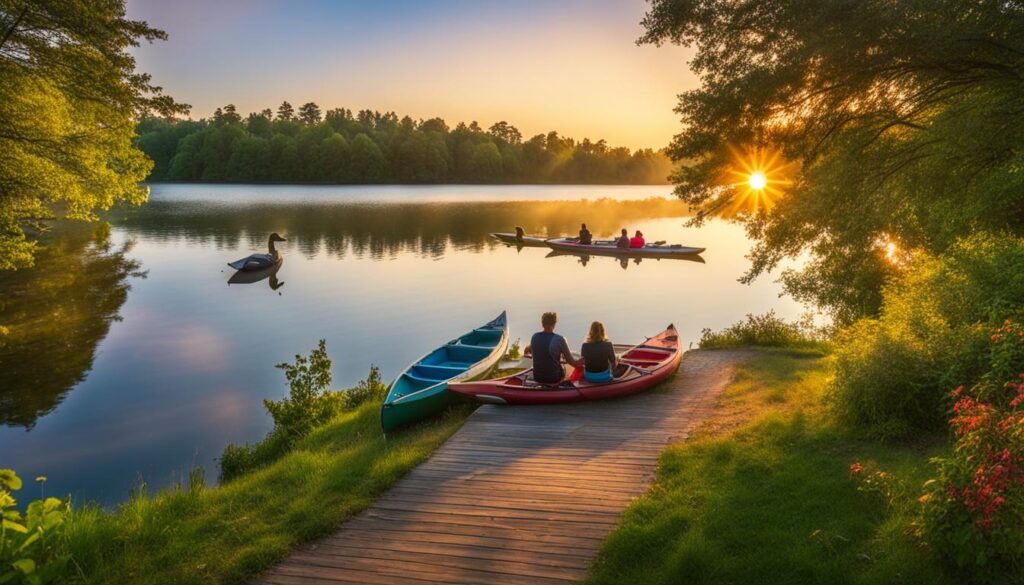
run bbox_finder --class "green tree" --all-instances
[488,121,522,145]
[349,133,387,182]
[226,136,271,182]
[268,134,299,182]
[311,133,351,182]
[394,131,448,183]
[641,0,1024,323]
[298,101,322,125]
[276,101,295,122]
[0,0,186,270]
[245,110,273,138]
[466,142,503,182]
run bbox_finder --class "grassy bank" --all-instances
[60,399,472,584]
[586,349,959,585]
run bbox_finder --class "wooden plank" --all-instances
[252,350,744,585]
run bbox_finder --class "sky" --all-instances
[126,0,697,150]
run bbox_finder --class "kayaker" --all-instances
[616,228,630,248]
[514,226,525,243]
[578,223,592,245]
[581,321,617,383]
[531,312,582,384]
[630,230,645,248]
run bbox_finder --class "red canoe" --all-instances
[447,325,682,405]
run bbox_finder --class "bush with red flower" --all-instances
[920,321,1024,577]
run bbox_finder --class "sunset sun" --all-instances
[721,146,795,216]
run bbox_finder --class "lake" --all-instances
[0,184,804,505]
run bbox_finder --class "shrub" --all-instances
[219,357,388,481]
[263,339,335,440]
[0,470,71,584]
[698,310,827,349]
[340,365,386,410]
[830,232,1024,436]
[919,325,1024,579]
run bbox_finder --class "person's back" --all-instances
[616,228,630,248]
[581,321,617,383]
[630,230,645,248]
[578,223,592,245]
[530,312,581,384]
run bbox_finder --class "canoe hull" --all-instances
[381,311,508,433]
[490,233,549,247]
[545,238,704,257]
[448,325,681,405]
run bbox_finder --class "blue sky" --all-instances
[127,0,696,149]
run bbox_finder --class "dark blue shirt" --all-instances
[531,331,570,383]
[581,341,615,373]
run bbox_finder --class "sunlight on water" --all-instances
[0,184,804,504]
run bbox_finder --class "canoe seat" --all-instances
[403,372,448,384]
[411,364,465,379]
[437,360,471,369]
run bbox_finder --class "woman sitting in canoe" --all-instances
[581,321,617,383]
[616,228,630,248]
[630,230,645,248]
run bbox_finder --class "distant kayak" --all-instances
[381,311,508,433]
[447,324,681,405]
[545,238,705,257]
[490,232,549,247]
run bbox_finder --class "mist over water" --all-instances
[0,184,804,505]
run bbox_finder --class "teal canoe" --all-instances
[381,311,508,433]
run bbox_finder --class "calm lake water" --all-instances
[0,184,804,505]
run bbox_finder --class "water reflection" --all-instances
[544,249,706,269]
[227,259,285,291]
[0,223,144,428]
[111,197,691,261]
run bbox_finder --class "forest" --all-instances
[136,103,675,185]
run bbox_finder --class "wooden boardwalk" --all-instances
[255,349,743,585]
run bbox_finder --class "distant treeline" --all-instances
[136,102,674,185]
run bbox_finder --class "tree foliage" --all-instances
[0,0,186,270]
[138,104,675,185]
[641,0,1024,323]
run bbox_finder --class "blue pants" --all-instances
[583,368,612,383]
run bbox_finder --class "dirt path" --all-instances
[255,349,746,585]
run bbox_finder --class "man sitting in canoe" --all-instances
[578,223,592,245]
[616,228,630,248]
[630,230,645,248]
[531,312,582,384]
[514,226,526,243]
[581,321,617,383]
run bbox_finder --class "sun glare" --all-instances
[721,146,795,217]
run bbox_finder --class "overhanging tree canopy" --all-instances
[0,0,186,270]
[642,0,1024,323]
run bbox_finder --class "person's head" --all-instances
[635,230,643,238]
[541,311,557,331]
[621,228,628,236]
[588,321,606,343]
[581,223,587,230]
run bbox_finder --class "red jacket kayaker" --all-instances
[616,228,630,248]
[630,231,645,248]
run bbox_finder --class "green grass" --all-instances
[586,349,960,585]
[61,399,473,584]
